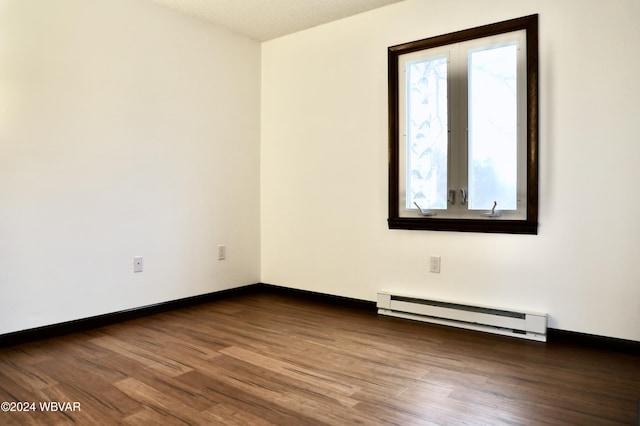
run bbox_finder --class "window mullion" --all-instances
[460,44,470,215]
[448,44,466,217]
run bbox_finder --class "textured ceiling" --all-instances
[150,0,404,41]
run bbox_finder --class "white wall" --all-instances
[261,0,640,341]
[0,0,261,334]
[2,0,638,343]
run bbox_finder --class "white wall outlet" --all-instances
[218,245,226,260]
[133,256,143,273]
[430,256,441,273]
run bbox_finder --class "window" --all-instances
[388,15,538,234]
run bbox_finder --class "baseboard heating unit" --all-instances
[377,292,547,342]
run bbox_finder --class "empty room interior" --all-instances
[1,0,639,424]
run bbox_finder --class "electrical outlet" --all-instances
[429,256,441,273]
[218,245,226,260]
[133,256,143,273]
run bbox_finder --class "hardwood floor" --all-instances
[1,289,639,425]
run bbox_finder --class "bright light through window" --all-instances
[406,55,448,210]
[468,43,518,211]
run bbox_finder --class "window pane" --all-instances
[406,56,448,210]
[468,43,518,210]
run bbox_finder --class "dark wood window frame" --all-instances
[388,15,539,234]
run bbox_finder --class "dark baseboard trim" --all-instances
[2,282,638,355]
[0,284,260,348]
[256,282,377,311]
[547,328,640,355]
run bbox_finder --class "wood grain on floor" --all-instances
[1,291,639,425]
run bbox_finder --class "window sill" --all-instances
[387,217,538,234]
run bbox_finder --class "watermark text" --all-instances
[1,401,81,413]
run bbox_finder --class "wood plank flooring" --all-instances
[1,290,639,425]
